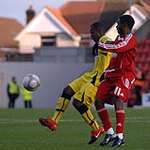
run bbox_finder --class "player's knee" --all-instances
[72,99,88,114]
[61,86,75,100]
[94,99,104,110]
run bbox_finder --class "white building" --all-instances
[15,6,81,54]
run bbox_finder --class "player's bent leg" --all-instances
[72,99,104,144]
[112,98,125,147]
[94,99,115,146]
[72,99,100,131]
[39,86,75,131]
[94,99,113,132]
[52,86,75,123]
[72,99,94,128]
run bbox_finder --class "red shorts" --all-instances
[96,74,135,104]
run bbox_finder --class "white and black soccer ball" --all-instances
[22,74,40,91]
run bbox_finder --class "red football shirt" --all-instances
[98,33,136,79]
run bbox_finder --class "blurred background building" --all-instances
[0,0,149,108]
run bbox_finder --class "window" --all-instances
[41,36,56,47]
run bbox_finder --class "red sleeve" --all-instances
[98,34,136,53]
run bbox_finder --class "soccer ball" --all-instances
[22,74,40,91]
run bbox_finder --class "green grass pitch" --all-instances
[0,107,150,150]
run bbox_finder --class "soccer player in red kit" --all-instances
[95,15,136,147]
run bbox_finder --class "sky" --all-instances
[0,0,70,25]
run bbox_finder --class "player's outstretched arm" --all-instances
[98,33,136,53]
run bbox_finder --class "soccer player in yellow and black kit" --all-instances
[39,22,112,144]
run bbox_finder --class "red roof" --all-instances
[0,17,23,48]
[60,0,106,34]
[60,1,105,15]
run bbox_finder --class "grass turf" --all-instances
[0,107,150,150]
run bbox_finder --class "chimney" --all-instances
[26,5,36,24]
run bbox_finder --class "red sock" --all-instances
[98,108,112,131]
[116,110,125,134]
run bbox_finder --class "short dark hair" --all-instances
[90,21,102,30]
[119,15,135,29]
